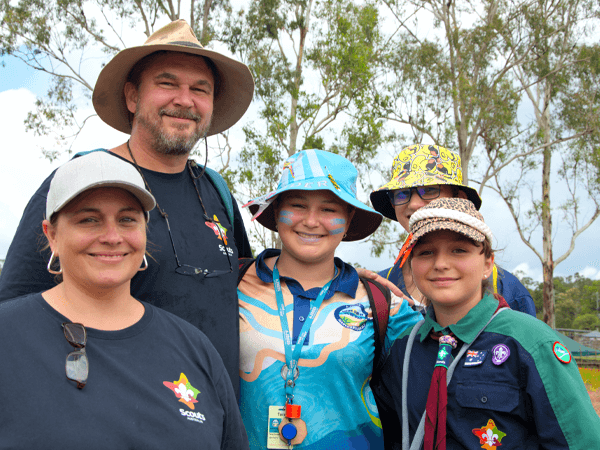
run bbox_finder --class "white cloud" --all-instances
[579,266,600,280]
[0,87,126,259]
[511,262,531,279]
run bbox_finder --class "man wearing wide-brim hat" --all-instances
[0,20,254,398]
[369,143,536,317]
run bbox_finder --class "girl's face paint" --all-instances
[329,218,346,235]
[278,210,294,226]
[275,190,354,265]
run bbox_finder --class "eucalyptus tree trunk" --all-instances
[540,103,555,328]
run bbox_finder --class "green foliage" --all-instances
[221,0,388,248]
[525,274,600,328]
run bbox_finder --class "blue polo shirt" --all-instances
[255,248,359,344]
[239,249,422,450]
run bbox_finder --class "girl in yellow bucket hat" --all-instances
[370,144,536,316]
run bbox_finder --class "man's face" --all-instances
[125,52,214,156]
[394,184,463,231]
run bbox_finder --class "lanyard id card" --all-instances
[271,260,336,448]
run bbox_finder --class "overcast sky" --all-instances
[1,51,599,282]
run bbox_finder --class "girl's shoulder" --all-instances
[486,309,572,358]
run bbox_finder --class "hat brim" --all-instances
[92,44,254,136]
[248,181,382,242]
[370,183,482,223]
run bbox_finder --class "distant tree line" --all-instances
[519,273,600,330]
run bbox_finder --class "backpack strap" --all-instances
[238,258,256,285]
[360,277,391,369]
[201,166,235,233]
[73,148,109,158]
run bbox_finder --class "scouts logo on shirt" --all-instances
[464,350,487,367]
[163,373,201,410]
[491,344,510,365]
[472,419,506,449]
[553,341,572,364]
[205,214,228,246]
[334,304,369,331]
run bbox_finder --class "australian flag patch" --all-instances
[464,350,487,367]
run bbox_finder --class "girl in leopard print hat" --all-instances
[372,197,600,450]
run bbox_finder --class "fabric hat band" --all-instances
[409,207,493,243]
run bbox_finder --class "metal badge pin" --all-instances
[281,364,300,381]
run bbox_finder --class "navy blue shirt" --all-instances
[0,293,249,449]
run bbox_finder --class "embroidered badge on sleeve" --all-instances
[472,419,506,449]
[552,341,572,364]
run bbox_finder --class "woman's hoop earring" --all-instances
[47,251,62,275]
[139,255,149,272]
[343,233,347,238]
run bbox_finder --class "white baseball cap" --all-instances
[46,151,156,221]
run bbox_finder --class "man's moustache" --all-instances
[160,109,201,122]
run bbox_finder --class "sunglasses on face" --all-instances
[388,186,441,206]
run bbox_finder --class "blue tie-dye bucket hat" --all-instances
[244,149,382,241]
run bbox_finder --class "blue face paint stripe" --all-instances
[278,210,293,225]
[331,218,346,225]
[330,227,345,235]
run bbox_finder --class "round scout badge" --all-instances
[552,341,571,364]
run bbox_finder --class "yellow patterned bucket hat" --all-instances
[370,144,481,221]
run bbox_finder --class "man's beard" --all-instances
[134,104,211,156]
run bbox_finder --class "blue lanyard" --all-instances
[273,260,337,402]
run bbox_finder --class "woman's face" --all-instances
[43,187,147,292]
[275,190,354,266]
[410,229,493,321]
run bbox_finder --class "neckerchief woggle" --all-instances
[273,259,337,402]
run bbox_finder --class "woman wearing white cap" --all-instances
[238,149,421,450]
[0,152,248,449]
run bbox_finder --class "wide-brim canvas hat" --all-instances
[92,19,254,136]
[47,152,156,221]
[370,144,482,221]
[244,149,382,241]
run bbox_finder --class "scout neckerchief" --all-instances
[402,295,510,450]
[424,332,458,450]
[273,260,338,447]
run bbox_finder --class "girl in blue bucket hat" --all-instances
[239,149,422,450]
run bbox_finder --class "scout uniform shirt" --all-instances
[372,293,600,449]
